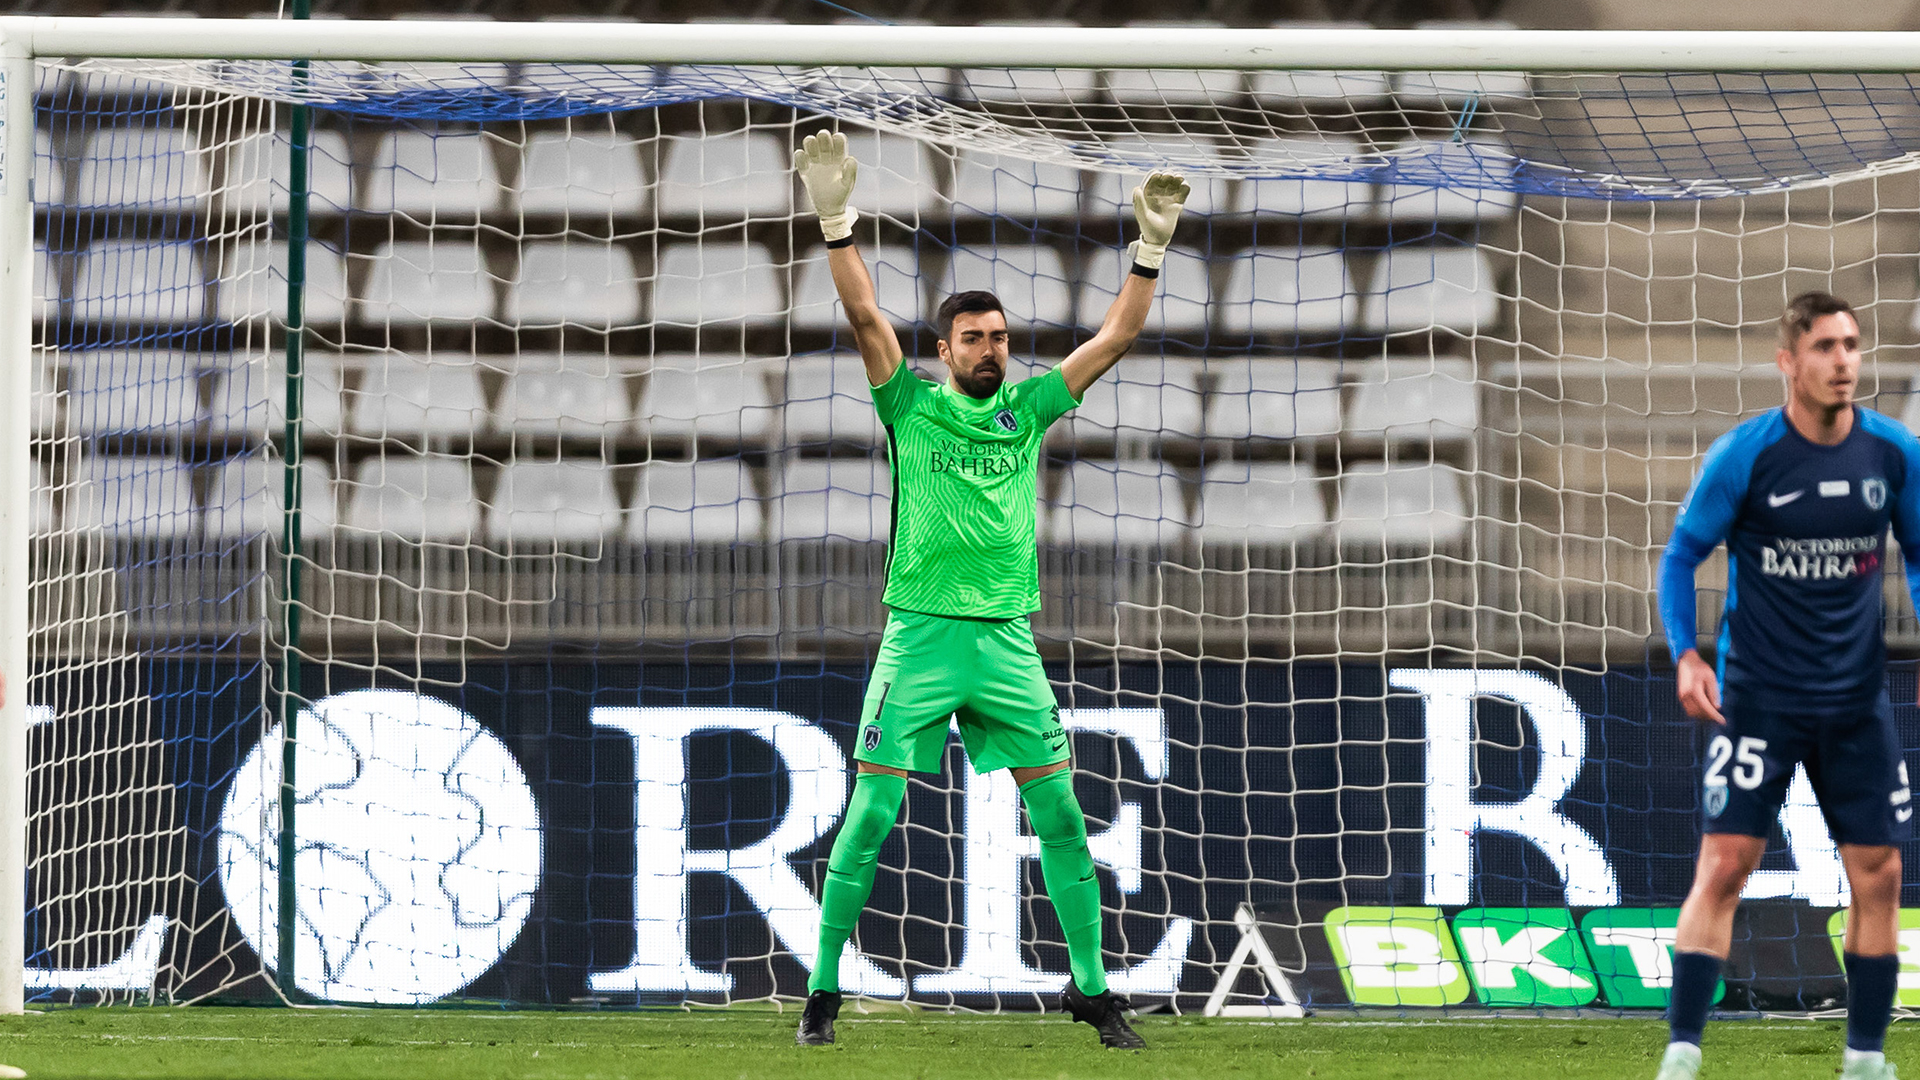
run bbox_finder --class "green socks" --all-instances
[809,771,907,993]
[1019,769,1109,997]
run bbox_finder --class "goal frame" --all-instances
[2,17,1918,1016]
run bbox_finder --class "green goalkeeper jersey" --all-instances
[870,361,1080,619]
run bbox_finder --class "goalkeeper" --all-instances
[790,128,1187,1050]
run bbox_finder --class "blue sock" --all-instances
[1667,950,1723,1046]
[1846,952,1900,1053]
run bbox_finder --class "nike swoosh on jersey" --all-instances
[1767,490,1805,507]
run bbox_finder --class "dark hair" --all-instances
[935,291,1005,342]
[1780,291,1855,349]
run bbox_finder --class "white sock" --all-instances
[1845,1048,1886,1067]
[1665,1042,1702,1062]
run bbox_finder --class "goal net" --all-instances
[17,26,1920,1011]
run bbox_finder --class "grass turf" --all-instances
[0,1006,1876,1079]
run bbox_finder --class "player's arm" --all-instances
[1659,435,1748,724]
[1058,173,1190,399]
[794,129,902,388]
[1886,433,1920,643]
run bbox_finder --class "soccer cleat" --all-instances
[1654,1042,1701,1080]
[795,990,842,1046]
[1841,1052,1899,1080]
[1062,983,1146,1049]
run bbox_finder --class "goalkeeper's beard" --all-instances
[952,360,1004,399]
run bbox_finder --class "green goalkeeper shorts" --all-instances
[854,608,1068,775]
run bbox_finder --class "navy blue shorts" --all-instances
[1704,686,1911,847]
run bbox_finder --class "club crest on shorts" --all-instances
[862,724,881,752]
[993,408,1019,434]
[1865,477,1888,510]
[1704,782,1729,819]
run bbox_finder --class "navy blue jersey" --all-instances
[1659,407,1920,707]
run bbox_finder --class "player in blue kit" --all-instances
[1655,292,1919,1080]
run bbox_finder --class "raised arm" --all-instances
[1058,172,1190,399]
[795,130,902,388]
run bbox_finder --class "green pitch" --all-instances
[0,1006,1878,1079]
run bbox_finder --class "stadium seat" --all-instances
[204,353,346,438]
[941,246,1073,330]
[835,126,938,219]
[651,241,783,328]
[949,151,1083,220]
[507,241,642,327]
[1063,359,1207,453]
[774,458,890,542]
[68,454,197,538]
[487,459,622,544]
[340,454,479,542]
[518,128,646,216]
[1197,461,1330,540]
[33,128,59,209]
[628,458,765,544]
[203,456,337,540]
[1234,136,1372,218]
[1376,140,1521,222]
[32,356,57,437]
[637,355,777,446]
[1345,359,1479,442]
[365,128,506,217]
[1336,460,1471,545]
[493,355,635,438]
[35,243,56,322]
[71,241,205,325]
[359,241,495,325]
[779,355,884,447]
[31,462,54,536]
[224,129,354,215]
[1206,358,1342,441]
[1085,134,1227,217]
[653,128,791,219]
[66,351,202,437]
[1360,247,1498,334]
[1076,245,1212,337]
[215,237,351,326]
[70,126,207,210]
[790,244,923,332]
[349,354,489,440]
[1216,246,1355,337]
[1045,459,1191,547]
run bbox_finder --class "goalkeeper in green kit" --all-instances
[790,129,1188,1051]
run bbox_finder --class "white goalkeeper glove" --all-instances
[1128,171,1191,272]
[794,128,860,243]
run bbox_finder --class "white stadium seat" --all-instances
[941,246,1073,329]
[1235,136,1372,218]
[349,354,489,440]
[1360,247,1498,334]
[637,355,777,445]
[36,244,56,322]
[791,244,923,332]
[204,353,346,438]
[71,126,207,209]
[488,459,622,543]
[1217,246,1354,337]
[507,241,642,327]
[780,356,884,447]
[1336,461,1471,546]
[1062,359,1206,452]
[1345,359,1479,442]
[32,356,57,438]
[365,128,505,216]
[1376,141,1520,222]
[341,454,479,542]
[71,242,204,325]
[518,129,646,216]
[1206,358,1342,441]
[1045,459,1191,547]
[1077,245,1212,336]
[950,151,1082,219]
[32,463,55,536]
[629,459,764,544]
[1197,461,1329,541]
[834,126,939,219]
[66,351,201,436]
[493,356,634,438]
[34,128,59,209]
[216,238,351,325]
[650,242,783,327]
[225,129,354,215]
[69,454,197,538]
[359,241,494,325]
[654,129,791,219]
[1084,133,1227,217]
[204,456,336,540]
[775,458,890,542]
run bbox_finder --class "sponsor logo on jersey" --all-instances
[1819,480,1851,498]
[993,408,1019,434]
[929,436,1026,477]
[1866,477,1889,510]
[1759,534,1881,580]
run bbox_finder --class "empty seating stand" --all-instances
[204,456,337,540]
[1344,359,1479,443]
[487,458,622,544]
[517,128,646,217]
[1197,461,1330,541]
[628,459,764,544]
[637,355,777,448]
[776,458,890,543]
[494,356,635,439]
[653,128,790,220]
[1336,461,1471,546]
[349,354,490,440]
[341,454,479,542]
[1045,459,1192,548]
[779,355,883,448]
